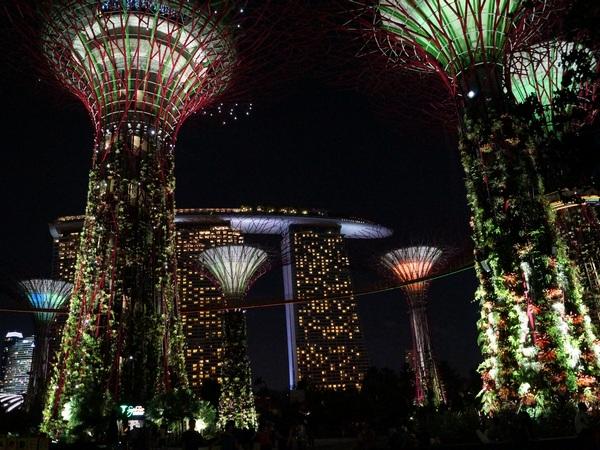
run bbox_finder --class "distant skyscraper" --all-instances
[0,333,21,388]
[283,224,368,390]
[50,219,79,282]
[51,207,391,392]
[0,333,34,395]
[49,221,83,382]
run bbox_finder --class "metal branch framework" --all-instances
[381,246,446,406]
[198,244,269,431]
[42,0,236,137]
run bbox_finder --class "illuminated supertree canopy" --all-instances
[42,0,236,136]
[16,0,286,439]
[376,0,545,95]
[19,279,72,327]
[509,39,595,128]
[379,1,516,72]
[366,0,600,417]
[381,246,446,407]
[198,244,269,431]
[198,245,269,300]
[381,246,442,294]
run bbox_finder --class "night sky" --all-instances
[0,19,480,390]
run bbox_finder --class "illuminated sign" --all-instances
[120,405,145,418]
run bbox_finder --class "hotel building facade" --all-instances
[50,207,391,392]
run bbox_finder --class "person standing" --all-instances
[182,419,204,450]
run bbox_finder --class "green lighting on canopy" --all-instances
[43,0,235,133]
[198,245,269,298]
[510,40,594,129]
[19,279,73,325]
[378,0,523,76]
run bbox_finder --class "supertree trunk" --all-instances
[27,327,51,413]
[43,125,187,435]
[218,307,257,430]
[407,297,445,407]
[459,65,600,415]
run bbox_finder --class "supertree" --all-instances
[198,244,269,431]
[8,0,286,438]
[381,246,446,407]
[362,0,600,416]
[18,279,73,411]
[509,41,600,328]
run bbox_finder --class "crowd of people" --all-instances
[122,419,314,450]
[121,409,600,449]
